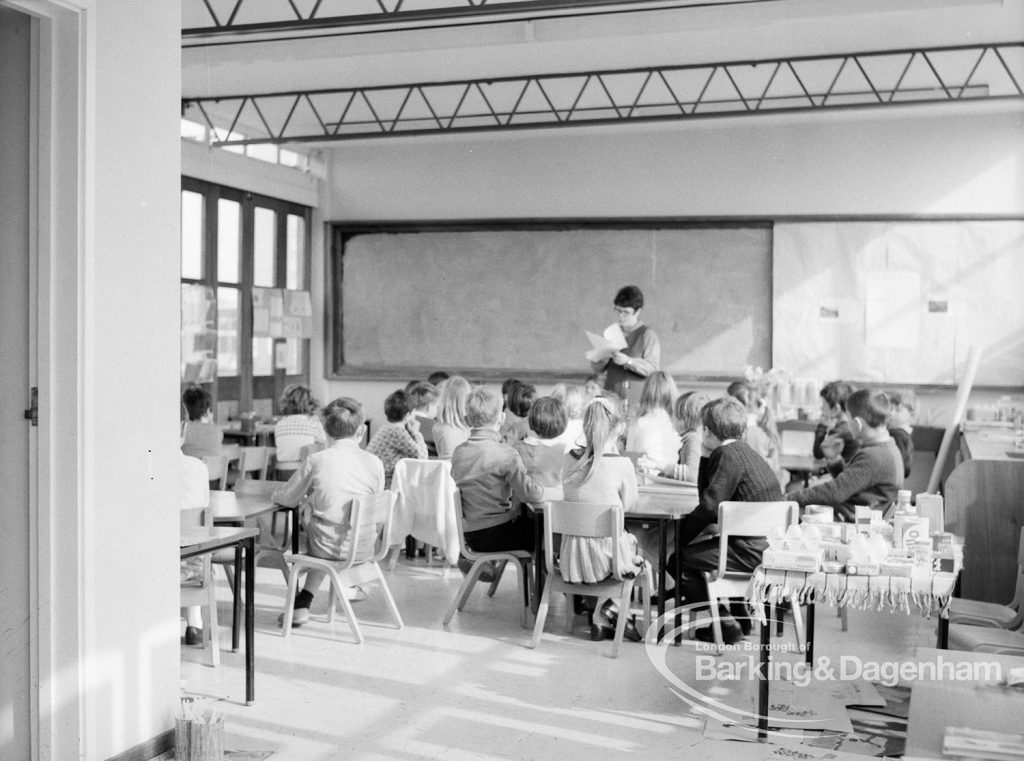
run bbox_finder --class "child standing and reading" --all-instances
[275,397,385,626]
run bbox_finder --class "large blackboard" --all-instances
[329,224,772,380]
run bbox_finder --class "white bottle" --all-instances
[892,489,915,549]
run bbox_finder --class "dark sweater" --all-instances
[889,427,913,478]
[678,440,784,549]
[792,435,904,521]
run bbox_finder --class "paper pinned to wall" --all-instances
[865,270,920,348]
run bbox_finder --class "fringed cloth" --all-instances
[747,567,960,624]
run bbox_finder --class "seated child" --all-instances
[814,380,860,464]
[625,371,681,472]
[407,380,440,456]
[790,388,905,521]
[668,396,784,644]
[550,383,585,451]
[662,391,708,482]
[450,386,547,557]
[500,382,535,445]
[432,376,472,458]
[727,380,782,479]
[275,397,385,626]
[583,374,602,401]
[427,371,450,386]
[887,389,916,478]
[366,389,429,488]
[561,395,646,641]
[514,397,569,489]
[180,385,223,460]
[274,384,327,466]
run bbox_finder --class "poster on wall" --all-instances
[773,221,1024,386]
[282,290,314,338]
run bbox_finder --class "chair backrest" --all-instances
[236,446,270,483]
[343,490,396,567]
[715,500,799,579]
[391,458,456,537]
[200,454,229,490]
[544,500,624,580]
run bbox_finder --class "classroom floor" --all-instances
[180,558,942,761]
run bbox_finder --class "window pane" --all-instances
[252,336,273,377]
[279,149,305,169]
[217,199,240,283]
[284,339,304,375]
[253,207,276,287]
[181,190,204,280]
[286,214,305,289]
[180,119,207,142]
[217,286,239,377]
[247,144,278,164]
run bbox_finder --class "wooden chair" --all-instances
[703,500,803,652]
[949,528,1024,630]
[949,619,1024,655]
[231,445,271,486]
[443,493,533,629]
[281,491,403,643]
[211,487,290,589]
[200,454,229,491]
[179,507,220,666]
[388,458,460,569]
[529,501,652,658]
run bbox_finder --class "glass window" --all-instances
[283,339,304,375]
[253,207,276,287]
[247,143,279,164]
[180,119,207,142]
[216,286,239,377]
[181,190,204,280]
[279,149,306,169]
[286,214,305,289]
[252,336,273,376]
[218,199,241,284]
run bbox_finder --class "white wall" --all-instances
[78,1,182,757]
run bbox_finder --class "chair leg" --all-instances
[529,585,552,648]
[839,605,849,631]
[641,570,652,637]
[282,564,302,637]
[326,584,337,623]
[374,564,404,629]
[516,561,530,629]
[709,597,725,653]
[328,570,363,644]
[790,596,806,652]
[563,592,576,633]
[205,580,220,666]
[443,561,485,625]
[609,583,634,659]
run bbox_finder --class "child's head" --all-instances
[726,380,759,411]
[407,381,439,413]
[638,371,677,417]
[427,371,450,386]
[280,383,319,416]
[551,383,585,420]
[182,385,212,422]
[846,389,890,437]
[583,374,601,399]
[506,382,536,418]
[673,391,709,433]
[887,389,918,428]
[384,389,415,423]
[577,395,625,482]
[465,386,504,429]
[528,397,568,440]
[436,376,471,428]
[321,397,365,439]
[820,380,856,418]
[501,378,522,406]
[701,396,747,446]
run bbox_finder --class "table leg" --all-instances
[758,602,771,740]
[291,508,300,555]
[245,535,255,704]
[673,518,682,645]
[937,616,949,650]
[231,545,242,651]
[657,519,667,635]
[805,602,815,665]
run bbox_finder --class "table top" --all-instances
[903,647,1024,761]
[211,482,291,524]
[963,427,1024,462]
[779,454,828,473]
[530,485,698,520]
[180,526,259,557]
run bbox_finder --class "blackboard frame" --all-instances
[326,219,773,383]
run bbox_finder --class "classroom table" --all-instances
[745,564,962,739]
[180,525,259,704]
[902,647,1024,761]
[778,454,828,487]
[220,421,276,446]
[529,482,698,630]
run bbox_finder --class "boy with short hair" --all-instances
[669,395,784,644]
[790,388,904,521]
[814,380,859,464]
[366,389,429,488]
[500,382,536,445]
[275,397,385,626]
[450,386,547,556]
